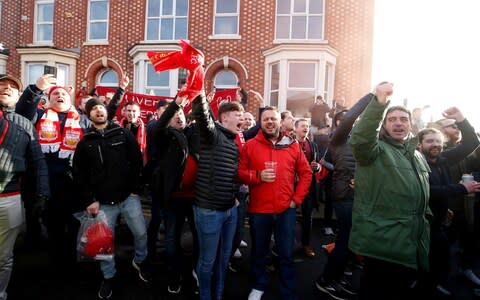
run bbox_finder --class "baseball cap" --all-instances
[0,74,23,91]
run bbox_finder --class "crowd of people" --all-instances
[2,73,480,300]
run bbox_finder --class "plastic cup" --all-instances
[264,161,277,177]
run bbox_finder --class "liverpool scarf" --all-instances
[36,107,83,159]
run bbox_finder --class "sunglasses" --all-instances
[442,124,458,129]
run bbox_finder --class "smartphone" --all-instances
[43,65,57,77]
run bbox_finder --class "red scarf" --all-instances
[36,107,83,159]
[120,117,146,162]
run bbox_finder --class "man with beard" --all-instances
[15,74,125,274]
[348,82,430,299]
[418,111,480,297]
[238,107,311,300]
[73,98,149,299]
[0,74,49,300]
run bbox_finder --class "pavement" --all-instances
[6,205,480,300]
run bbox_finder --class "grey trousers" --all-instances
[0,195,23,300]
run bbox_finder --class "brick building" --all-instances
[0,0,374,116]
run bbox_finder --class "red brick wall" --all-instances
[2,0,374,110]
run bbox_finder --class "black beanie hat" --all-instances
[85,97,106,118]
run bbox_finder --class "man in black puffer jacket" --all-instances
[73,98,148,299]
[0,74,50,300]
[191,93,244,300]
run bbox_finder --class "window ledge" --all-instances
[27,42,54,47]
[273,39,328,44]
[208,34,241,40]
[83,41,109,46]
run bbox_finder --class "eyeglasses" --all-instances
[442,124,458,129]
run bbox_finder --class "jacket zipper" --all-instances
[98,145,104,165]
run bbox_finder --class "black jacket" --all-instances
[329,93,372,201]
[73,122,143,207]
[150,101,199,206]
[427,118,479,228]
[0,108,50,196]
[192,94,239,210]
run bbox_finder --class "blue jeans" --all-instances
[164,197,198,283]
[193,205,237,300]
[249,208,297,300]
[231,191,248,258]
[0,195,23,300]
[99,194,148,279]
[322,199,353,282]
[146,192,164,259]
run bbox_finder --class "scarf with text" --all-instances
[120,117,147,162]
[36,107,83,159]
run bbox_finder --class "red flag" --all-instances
[95,86,117,96]
[209,88,239,120]
[147,51,182,72]
[147,39,205,101]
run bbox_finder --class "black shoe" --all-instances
[132,259,152,283]
[338,277,357,295]
[98,278,113,299]
[229,259,241,273]
[168,282,182,294]
[315,278,349,300]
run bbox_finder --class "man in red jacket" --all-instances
[238,106,312,300]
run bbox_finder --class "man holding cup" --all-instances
[238,106,312,300]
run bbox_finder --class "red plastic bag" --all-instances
[75,210,114,261]
[315,161,330,183]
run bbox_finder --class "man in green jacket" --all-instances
[349,82,431,299]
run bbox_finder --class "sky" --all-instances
[371,0,480,129]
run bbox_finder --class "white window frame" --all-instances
[145,0,189,42]
[210,0,240,39]
[263,44,337,116]
[34,0,54,44]
[129,44,182,96]
[275,0,325,42]
[213,70,238,89]
[87,0,109,42]
[16,47,79,98]
[97,69,118,87]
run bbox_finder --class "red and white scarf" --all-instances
[36,107,83,159]
[120,117,146,161]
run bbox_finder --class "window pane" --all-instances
[277,0,290,14]
[216,0,237,13]
[160,18,173,40]
[276,16,290,39]
[28,64,44,85]
[147,64,169,86]
[287,90,315,117]
[150,89,171,96]
[293,0,306,13]
[176,0,188,16]
[174,18,188,40]
[291,16,306,39]
[270,63,279,90]
[308,16,322,39]
[90,2,108,20]
[289,63,315,88]
[90,22,107,39]
[148,0,161,17]
[56,64,68,87]
[147,19,160,40]
[270,91,278,107]
[309,0,323,14]
[214,16,237,34]
[214,70,238,87]
[37,24,53,41]
[178,68,188,88]
[162,0,173,15]
[100,70,118,84]
[38,4,53,22]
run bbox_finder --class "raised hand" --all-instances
[442,107,465,122]
[374,82,393,104]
